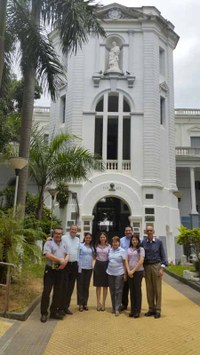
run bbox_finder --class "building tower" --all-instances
[50,3,180,262]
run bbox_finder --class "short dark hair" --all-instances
[112,236,120,243]
[125,225,133,231]
[53,227,63,233]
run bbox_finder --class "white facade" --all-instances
[175,109,200,229]
[50,3,181,262]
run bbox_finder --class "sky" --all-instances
[37,0,200,108]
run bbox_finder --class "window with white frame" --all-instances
[94,92,131,164]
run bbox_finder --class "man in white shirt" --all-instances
[60,225,80,315]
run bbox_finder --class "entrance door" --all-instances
[92,197,130,243]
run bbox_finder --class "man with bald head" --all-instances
[142,226,167,319]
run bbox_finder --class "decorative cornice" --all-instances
[92,72,135,88]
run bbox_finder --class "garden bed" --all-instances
[0,262,44,320]
[165,265,200,293]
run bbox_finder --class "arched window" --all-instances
[94,93,131,169]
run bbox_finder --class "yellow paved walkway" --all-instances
[44,279,200,355]
[0,320,12,338]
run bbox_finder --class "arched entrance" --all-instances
[92,197,130,243]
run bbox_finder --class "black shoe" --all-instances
[40,314,47,323]
[83,305,88,311]
[144,311,155,317]
[58,310,66,316]
[79,306,83,312]
[129,313,134,318]
[133,313,140,318]
[50,312,64,320]
[65,309,73,315]
[154,312,161,319]
[121,305,127,311]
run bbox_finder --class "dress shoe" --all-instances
[129,313,134,318]
[65,309,73,315]
[58,310,66,317]
[120,305,127,311]
[154,312,161,319]
[144,311,155,317]
[79,306,83,312]
[49,312,64,320]
[83,305,88,311]
[40,314,47,323]
[133,314,140,318]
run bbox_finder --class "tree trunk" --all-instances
[36,187,45,220]
[17,66,35,213]
[0,0,7,88]
[17,1,40,215]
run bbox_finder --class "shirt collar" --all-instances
[147,237,156,243]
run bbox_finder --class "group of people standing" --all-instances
[40,224,167,322]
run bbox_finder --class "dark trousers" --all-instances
[77,269,93,306]
[108,274,124,312]
[61,261,78,311]
[40,266,64,316]
[128,271,143,315]
[122,279,129,308]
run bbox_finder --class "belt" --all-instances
[68,261,78,264]
[145,261,160,265]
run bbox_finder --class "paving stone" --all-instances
[1,274,200,354]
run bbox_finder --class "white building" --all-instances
[50,3,181,262]
[175,109,200,230]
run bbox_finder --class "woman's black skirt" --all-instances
[93,260,109,287]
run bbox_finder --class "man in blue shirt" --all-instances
[120,226,133,310]
[141,225,167,319]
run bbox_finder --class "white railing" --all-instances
[175,109,200,116]
[106,160,118,170]
[122,160,131,170]
[176,147,200,156]
[97,160,131,171]
[33,106,50,113]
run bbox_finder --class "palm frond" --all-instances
[41,0,106,53]
[7,0,65,100]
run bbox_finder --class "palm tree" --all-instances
[6,0,105,215]
[0,0,7,87]
[29,129,103,219]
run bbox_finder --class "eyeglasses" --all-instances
[146,230,153,232]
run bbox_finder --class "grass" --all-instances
[167,264,195,277]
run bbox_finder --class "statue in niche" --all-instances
[107,41,122,73]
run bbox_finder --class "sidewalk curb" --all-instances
[165,269,200,293]
[0,294,41,321]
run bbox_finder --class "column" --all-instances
[102,93,108,163]
[190,167,199,228]
[118,93,123,171]
[190,167,197,214]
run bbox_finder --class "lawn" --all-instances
[167,264,195,277]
